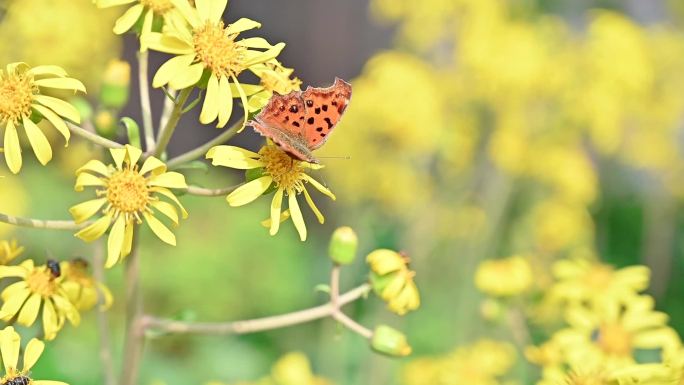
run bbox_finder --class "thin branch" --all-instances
[151,88,192,158]
[120,237,144,385]
[332,311,373,339]
[185,184,239,197]
[138,51,155,150]
[92,241,117,385]
[141,284,371,335]
[0,212,86,230]
[166,119,243,169]
[330,265,340,309]
[329,265,373,339]
[68,122,123,149]
[158,88,177,134]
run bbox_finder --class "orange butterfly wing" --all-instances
[300,78,352,150]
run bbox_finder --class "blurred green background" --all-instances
[4,0,684,384]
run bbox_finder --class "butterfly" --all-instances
[248,77,352,163]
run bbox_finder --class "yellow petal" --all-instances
[52,295,80,325]
[152,54,195,88]
[125,144,143,165]
[244,43,286,67]
[28,65,67,77]
[139,156,167,176]
[226,176,272,206]
[0,289,29,322]
[144,212,176,246]
[0,326,20,372]
[225,18,261,35]
[196,0,227,23]
[217,75,233,127]
[106,215,126,268]
[34,77,86,93]
[170,0,201,28]
[113,4,144,34]
[23,338,45,371]
[2,282,28,300]
[4,121,22,174]
[74,172,106,192]
[0,266,27,279]
[168,63,204,90]
[98,0,137,6]
[17,293,41,326]
[69,198,107,223]
[150,200,179,225]
[139,9,154,52]
[23,117,53,166]
[110,147,126,169]
[200,74,220,125]
[302,187,324,224]
[269,188,283,235]
[148,171,187,189]
[74,214,113,242]
[240,37,275,49]
[150,187,188,218]
[206,145,260,163]
[231,77,248,131]
[76,159,111,176]
[301,174,336,200]
[144,32,194,55]
[32,105,70,144]
[288,191,306,241]
[122,221,134,257]
[42,300,59,341]
[33,95,81,123]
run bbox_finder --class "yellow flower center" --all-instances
[26,269,58,297]
[260,145,303,192]
[106,169,150,213]
[597,323,632,356]
[192,21,246,78]
[0,71,35,125]
[139,0,174,14]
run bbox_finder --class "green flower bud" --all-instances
[371,325,412,357]
[100,60,130,109]
[329,226,358,265]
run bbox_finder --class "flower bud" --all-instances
[371,325,412,357]
[94,109,118,138]
[329,226,358,265]
[367,249,420,315]
[100,59,130,109]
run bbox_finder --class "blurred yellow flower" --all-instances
[403,339,516,385]
[555,295,679,369]
[61,258,113,311]
[0,63,85,173]
[206,145,335,241]
[0,326,68,385]
[367,249,420,315]
[0,259,79,340]
[0,240,23,265]
[145,0,284,127]
[475,255,533,297]
[270,352,332,385]
[70,145,188,268]
[551,258,649,308]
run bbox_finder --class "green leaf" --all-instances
[120,117,141,148]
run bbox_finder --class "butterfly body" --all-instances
[249,77,352,163]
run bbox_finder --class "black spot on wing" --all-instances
[316,127,323,132]
[315,107,321,114]
[292,121,300,127]
[324,117,333,129]
[322,104,328,112]
[307,117,315,124]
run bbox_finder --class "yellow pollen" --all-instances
[192,21,246,78]
[0,71,35,125]
[26,269,58,297]
[597,323,632,356]
[106,169,150,213]
[260,145,303,191]
[139,0,174,14]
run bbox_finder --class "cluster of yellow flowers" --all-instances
[211,352,332,385]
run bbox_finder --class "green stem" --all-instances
[185,184,239,197]
[120,237,143,385]
[0,212,86,230]
[137,51,155,150]
[166,118,243,169]
[67,122,123,149]
[151,88,192,158]
[92,240,117,385]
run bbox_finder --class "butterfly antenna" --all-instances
[317,156,351,160]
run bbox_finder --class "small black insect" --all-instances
[46,259,61,278]
[5,376,30,385]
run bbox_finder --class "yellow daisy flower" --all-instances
[0,62,85,174]
[0,326,68,385]
[145,0,285,127]
[245,60,302,112]
[0,259,80,340]
[69,145,188,268]
[367,249,420,315]
[0,240,24,265]
[96,0,184,50]
[61,258,113,311]
[206,144,335,241]
[475,255,534,297]
[554,295,680,370]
